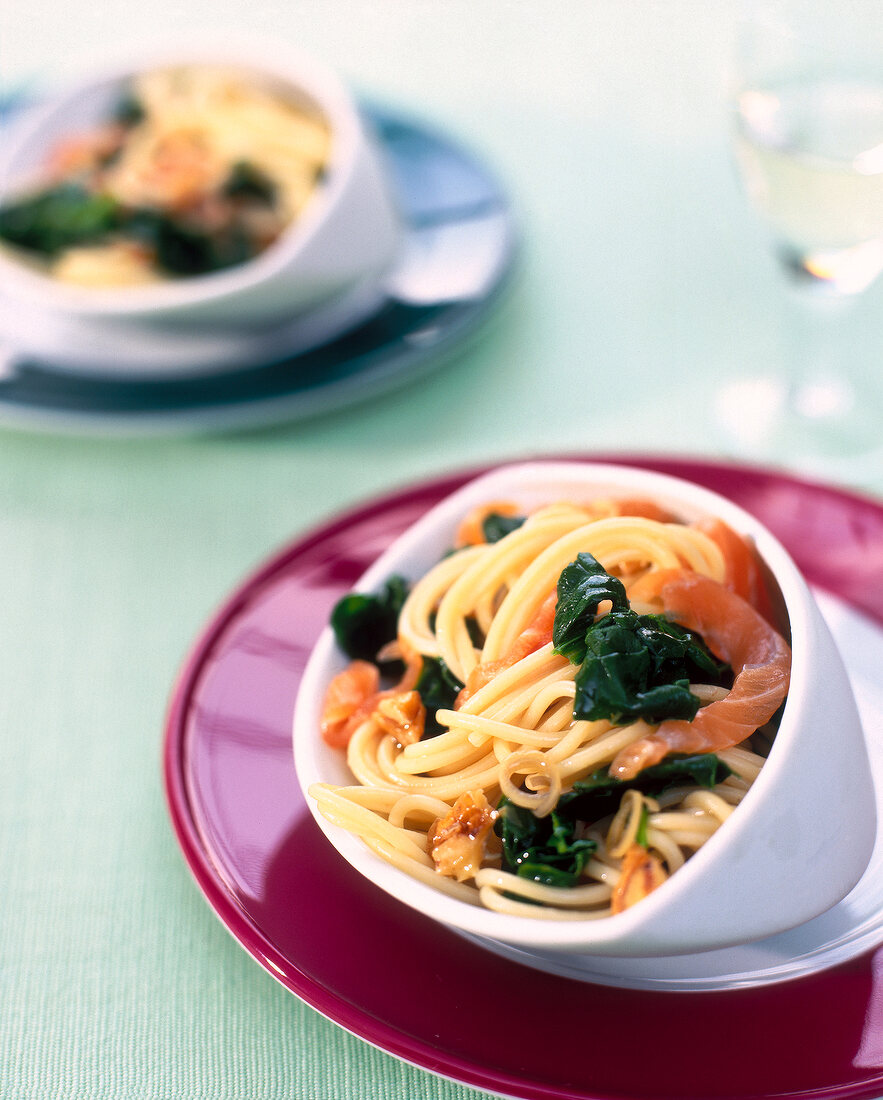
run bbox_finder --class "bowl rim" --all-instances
[0,38,362,316]
[292,459,829,954]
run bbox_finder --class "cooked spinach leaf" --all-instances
[496,753,730,888]
[552,552,629,663]
[221,160,277,205]
[0,184,261,275]
[0,184,120,256]
[574,609,729,724]
[559,753,733,825]
[415,656,464,737]
[465,616,485,648]
[125,208,253,276]
[496,799,597,887]
[551,553,730,726]
[635,803,650,847]
[481,512,525,543]
[112,93,145,127]
[330,575,410,672]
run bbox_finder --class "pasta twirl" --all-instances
[310,496,791,920]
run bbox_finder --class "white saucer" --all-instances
[0,274,390,377]
[466,590,883,991]
[0,103,515,431]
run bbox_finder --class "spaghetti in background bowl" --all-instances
[293,461,875,958]
[0,40,401,331]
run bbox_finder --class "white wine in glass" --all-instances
[725,0,883,472]
[735,77,883,294]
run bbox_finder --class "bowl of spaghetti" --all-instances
[0,42,401,330]
[293,461,875,957]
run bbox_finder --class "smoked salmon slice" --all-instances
[609,571,791,780]
[455,590,558,707]
[696,517,774,622]
[321,659,380,747]
[612,498,678,523]
[321,647,422,747]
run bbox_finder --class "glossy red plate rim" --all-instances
[163,454,883,1100]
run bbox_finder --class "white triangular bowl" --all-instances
[293,460,876,957]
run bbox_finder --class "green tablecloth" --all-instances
[2,4,882,1099]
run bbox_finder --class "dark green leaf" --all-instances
[559,753,733,824]
[635,804,650,847]
[123,209,203,273]
[465,616,485,648]
[573,609,729,724]
[495,754,730,890]
[481,512,525,543]
[0,184,120,256]
[552,552,629,663]
[415,656,464,737]
[125,208,255,276]
[496,799,597,887]
[330,575,410,672]
[112,93,145,127]
[221,160,277,205]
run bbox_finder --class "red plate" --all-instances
[163,456,883,1100]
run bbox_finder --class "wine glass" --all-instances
[723,0,883,476]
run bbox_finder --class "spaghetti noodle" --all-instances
[310,496,791,920]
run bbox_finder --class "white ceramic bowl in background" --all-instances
[0,40,402,331]
[293,460,876,959]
